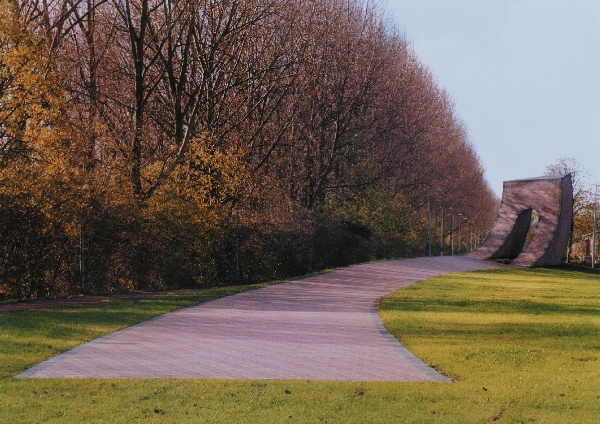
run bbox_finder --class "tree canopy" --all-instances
[0,0,498,299]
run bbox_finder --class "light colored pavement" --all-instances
[16,256,501,381]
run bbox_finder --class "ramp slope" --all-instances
[470,174,572,267]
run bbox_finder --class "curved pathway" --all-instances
[16,256,501,381]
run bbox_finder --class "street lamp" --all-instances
[469,222,475,253]
[440,206,452,256]
[449,207,454,255]
[593,185,599,268]
[440,206,445,256]
[434,199,442,255]
[427,189,442,257]
[80,226,85,292]
[465,218,469,253]
[307,217,315,272]
[457,214,467,254]
[232,205,242,281]
[78,184,89,293]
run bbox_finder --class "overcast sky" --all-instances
[384,0,600,196]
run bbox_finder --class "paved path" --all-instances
[16,256,501,381]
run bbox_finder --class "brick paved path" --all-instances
[16,256,501,381]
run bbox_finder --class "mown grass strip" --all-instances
[0,267,599,423]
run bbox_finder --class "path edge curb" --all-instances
[370,303,452,383]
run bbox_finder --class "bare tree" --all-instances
[545,157,594,261]
[545,157,591,216]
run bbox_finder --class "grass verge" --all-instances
[1,267,599,423]
[379,266,600,423]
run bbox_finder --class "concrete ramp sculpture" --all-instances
[470,174,573,267]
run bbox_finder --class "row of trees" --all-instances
[1,0,498,299]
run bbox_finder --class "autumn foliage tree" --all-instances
[545,157,595,262]
[0,0,499,299]
[0,0,81,297]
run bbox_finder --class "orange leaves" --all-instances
[0,0,68,185]
[169,134,247,205]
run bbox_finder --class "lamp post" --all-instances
[449,207,454,255]
[440,207,445,256]
[80,226,85,292]
[427,189,442,257]
[457,213,463,254]
[465,219,469,253]
[440,206,452,256]
[435,200,441,238]
[593,185,599,268]
[457,214,467,254]
[468,222,475,253]
[232,205,242,281]
[462,216,468,254]
[308,217,315,272]
[78,184,88,293]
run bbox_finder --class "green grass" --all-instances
[1,267,599,423]
[379,266,600,423]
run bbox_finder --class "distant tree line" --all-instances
[0,0,497,299]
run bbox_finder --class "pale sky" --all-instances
[384,0,600,196]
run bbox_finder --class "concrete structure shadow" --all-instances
[470,174,573,267]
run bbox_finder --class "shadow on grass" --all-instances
[383,297,600,316]
[399,320,600,339]
[474,264,600,277]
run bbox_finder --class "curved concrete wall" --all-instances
[470,174,573,267]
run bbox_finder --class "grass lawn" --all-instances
[379,266,600,423]
[1,267,599,423]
